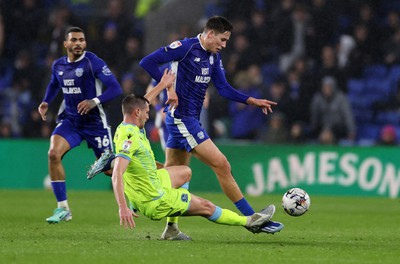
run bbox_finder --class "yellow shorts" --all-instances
[132,169,191,221]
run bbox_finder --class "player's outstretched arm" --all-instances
[111,157,138,230]
[246,97,278,115]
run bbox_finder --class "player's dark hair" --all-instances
[122,94,149,115]
[64,26,85,40]
[205,16,233,33]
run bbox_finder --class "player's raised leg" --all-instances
[184,194,275,229]
[46,135,72,223]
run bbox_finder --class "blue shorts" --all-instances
[52,117,113,158]
[165,112,209,152]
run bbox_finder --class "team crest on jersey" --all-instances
[197,131,205,139]
[102,66,112,76]
[58,71,64,76]
[209,55,214,65]
[75,68,83,77]
[169,41,182,49]
[121,140,132,154]
[181,194,188,202]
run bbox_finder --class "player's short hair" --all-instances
[205,16,233,34]
[122,94,149,115]
[64,26,85,40]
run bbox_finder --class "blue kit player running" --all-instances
[139,16,284,237]
[38,26,122,223]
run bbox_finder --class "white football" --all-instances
[282,188,310,216]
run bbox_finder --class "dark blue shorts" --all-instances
[165,113,209,152]
[52,118,113,158]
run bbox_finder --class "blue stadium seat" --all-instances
[363,65,388,79]
[365,79,392,99]
[357,123,381,141]
[261,63,281,86]
[375,111,400,125]
[347,79,365,95]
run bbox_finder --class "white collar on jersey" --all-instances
[197,34,207,51]
[67,51,86,63]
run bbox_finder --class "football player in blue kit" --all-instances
[38,27,122,223]
[139,16,284,239]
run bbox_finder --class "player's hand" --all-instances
[38,102,49,121]
[246,97,277,115]
[166,87,179,110]
[160,68,175,89]
[77,99,97,115]
[119,206,138,230]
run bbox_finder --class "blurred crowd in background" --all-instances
[1,0,400,146]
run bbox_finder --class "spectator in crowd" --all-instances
[260,112,289,144]
[317,45,347,92]
[382,28,400,65]
[310,76,356,143]
[381,10,400,45]
[275,4,314,72]
[376,124,397,146]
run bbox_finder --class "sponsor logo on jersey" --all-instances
[169,40,182,49]
[75,68,83,77]
[194,57,200,62]
[62,87,82,94]
[209,55,214,65]
[201,68,209,75]
[197,131,205,139]
[102,66,112,76]
[63,79,75,86]
[194,76,211,84]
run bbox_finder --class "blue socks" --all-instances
[234,197,255,216]
[51,181,67,202]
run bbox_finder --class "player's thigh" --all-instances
[145,188,191,220]
[83,126,113,158]
[50,119,83,156]
[49,134,71,158]
[165,147,191,166]
[191,139,229,168]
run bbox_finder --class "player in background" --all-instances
[139,16,283,239]
[38,26,122,223]
[112,92,276,238]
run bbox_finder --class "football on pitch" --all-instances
[282,188,310,216]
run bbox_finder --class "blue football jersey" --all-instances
[44,51,122,126]
[140,35,249,120]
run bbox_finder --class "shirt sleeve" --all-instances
[139,40,188,82]
[91,57,122,104]
[42,63,61,104]
[212,58,250,104]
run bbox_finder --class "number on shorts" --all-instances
[95,136,110,148]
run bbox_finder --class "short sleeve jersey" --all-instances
[114,123,164,202]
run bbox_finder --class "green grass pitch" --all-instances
[1,189,399,264]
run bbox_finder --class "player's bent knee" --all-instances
[48,149,62,162]
[183,166,192,181]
